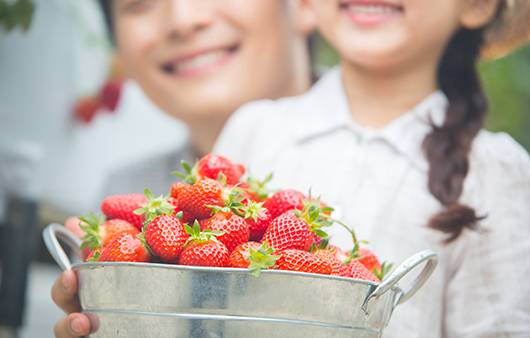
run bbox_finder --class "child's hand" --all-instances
[51,271,91,337]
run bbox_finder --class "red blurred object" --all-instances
[74,98,99,124]
[100,80,123,112]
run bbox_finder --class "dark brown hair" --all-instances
[423,4,506,243]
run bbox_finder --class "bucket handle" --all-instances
[362,249,437,312]
[43,223,83,270]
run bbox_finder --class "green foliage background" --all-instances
[313,35,530,151]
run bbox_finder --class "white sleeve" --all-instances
[444,133,530,337]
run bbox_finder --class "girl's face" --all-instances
[306,0,498,72]
[113,0,312,124]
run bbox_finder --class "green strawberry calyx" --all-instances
[294,193,330,240]
[134,188,175,224]
[373,261,394,281]
[232,199,266,221]
[172,160,198,184]
[79,213,106,251]
[245,172,275,200]
[183,220,225,247]
[87,250,101,263]
[207,187,247,215]
[247,241,281,277]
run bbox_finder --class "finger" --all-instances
[51,270,82,314]
[54,313,91,338]
[65,217,86,238]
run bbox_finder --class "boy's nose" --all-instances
[165,0,215,39]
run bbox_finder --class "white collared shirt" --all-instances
[214,67,530,337]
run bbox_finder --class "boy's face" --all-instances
[113,0,305,125]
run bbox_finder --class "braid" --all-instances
[423,28,487,243]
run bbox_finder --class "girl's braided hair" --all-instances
[423,2,506,243]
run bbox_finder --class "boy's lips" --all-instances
[340,0,403,25]
[161,44,239,77]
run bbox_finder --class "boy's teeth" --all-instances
[347,5,397,14]
[175,50,230,73]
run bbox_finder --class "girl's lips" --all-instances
[162,45,239,78]
[340,1,403,26]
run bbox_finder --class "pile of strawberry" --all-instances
[78,154,392,282]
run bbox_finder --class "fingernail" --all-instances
[71,318,82,334]
[61,273,70,289]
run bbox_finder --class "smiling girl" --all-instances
[215,0,530,336]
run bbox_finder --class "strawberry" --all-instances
[275,249,332,275]
[358,248,381,272]
[133,188,176,224]
[263,189,305,219]
[237,200,272,242]
[79,214,139,251]
[74,97,99,124]
[239,172,274,202]
[144,215,189,262]
[312,249,349,277]
[196,154,245,186]
[245,241,281,277]
[101,193,148,230]
[167,197,195,223]
[100,80,122,112]
[99,233,152,262]
[229,242,262,268]
[178,221,229,267]
[330,245,350,263]
[347,260,380,282]
[86,247,104,262]
[178,178,235,219]
[261,197,330,252]
[170,182,189,199]
[261,209,313,252]
[201,211,249,252]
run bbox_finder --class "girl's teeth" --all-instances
[347,5,396,14]
[175,50,229,73]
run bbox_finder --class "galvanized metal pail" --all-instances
[44,223,437,338]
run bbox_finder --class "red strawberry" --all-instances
[101,194,148,230]
[79,214,139,251]
[196,154,245,186]
[74,97,99,124]
[229,242,262,268]
[144,215,189,262]
[238,200,272,242]
[275,249,332,275]
[170,182,189,199]
[312,249,348,277]
[330,245,350,263]
[178,221,229,267]
[263,190,305,219]
[347,260,380,282]
[99,233,152,262]
[179,241,229,267]
[239,172,274,202]
[261,210,313,252]
[167,197,195,223]
[86,247,104,262]
[202,212,249,252]
[100,80,122,112]
[178,178,231,219]
[358,248,381,272]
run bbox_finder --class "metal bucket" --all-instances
[44,223,437,338]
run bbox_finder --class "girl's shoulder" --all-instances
[465,130,530,206]
[471,130,530,169]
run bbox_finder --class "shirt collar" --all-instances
[294,66,448,171]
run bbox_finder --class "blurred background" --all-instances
[0,1,528,337]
